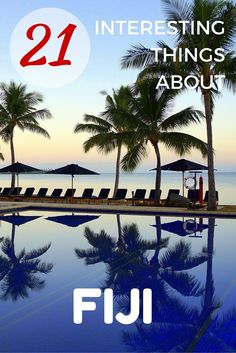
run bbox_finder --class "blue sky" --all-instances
[0,0,236,172]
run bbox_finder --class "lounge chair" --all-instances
[187,189,200,203]
[37,188,48,197]
[0,187,21,201]
[165,189,180,205]
[63,189,76,198]
[97,188,110,199]
[89,188,110,204]
[23,188,48,202]
[107,189,127,204]
[204,191,219,204]
[23,187,35,197]
[76,188,94,203]
[13,187,35,201]
[144,189,162,205]
[28,188,48,201]
[54,189,76,204]
[126,189,147,205]
[166,189,180,199]
[41,188,63,203]
[10,187,22,196]
[0,187,12,197]
[49,188,63,198]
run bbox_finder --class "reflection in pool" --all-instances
[0,212,235,352]
[0,217,53,301]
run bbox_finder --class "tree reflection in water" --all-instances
[74,215,236,352]
[0,224,53,301]
[122,218,236,352]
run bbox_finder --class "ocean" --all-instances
[0,171,235,205]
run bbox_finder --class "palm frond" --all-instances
[75,248,101,259]
[215,53,236,93]
[121,44,155,69]
[0,128,10,139]
[121,143,148,171]
[20,108,52,121]
[161,0,192,24]
[160,108,204,131]
[160,240,208,272]
[82,114,112,129]
[74,123,109,135]
[84,227,116,249]
[0,103,10,120]
[22,123,50,138]
[1,238,13,257]
[24,243,51,260]
[83,133,118,154]
[17,249,26,261]
[161,270,203,296]
[160,132,208,157]
[35,262,53,274]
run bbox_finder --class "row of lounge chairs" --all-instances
[0,187,217,205]
[0,187,159,203]
[0,187,75,201]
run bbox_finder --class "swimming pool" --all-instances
[0,211,235,352]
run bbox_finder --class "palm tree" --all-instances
[74,86,133,197]
[0,224,53,301]
[0,81,52,187]
[75,219,207,298]
[76,218,214,352]
[121,80,208,205]
[123,217,236,353]
[118,219,211,352]
[76,218,209,353]
[121,0,236,210]
[75,222,160,268]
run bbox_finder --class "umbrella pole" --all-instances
[71,175,74,190]
[17,173,19,188]
[182,171,185,196]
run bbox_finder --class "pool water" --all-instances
[0,211,235,352]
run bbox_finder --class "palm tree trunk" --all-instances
[116,214,125,252]
[150,216,162,266]
[150,216,162,322]
[10,133,16,188]
[113,143,121,197]
[153,143,161,206]
[187,218,215,352]
[202,217,215,315]
[203,92,217,211]
[10,223,17,261]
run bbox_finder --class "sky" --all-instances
[0,0,235,172]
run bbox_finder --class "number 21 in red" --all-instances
[20,23,77,67]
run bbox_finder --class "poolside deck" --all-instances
[0,201,236,218]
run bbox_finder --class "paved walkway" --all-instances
[0,201,235,218]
